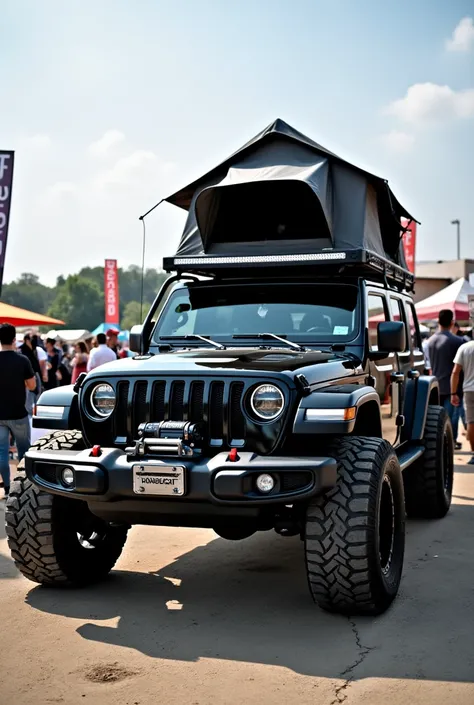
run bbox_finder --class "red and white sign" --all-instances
[104,259,119,324]
[401,218,416,274]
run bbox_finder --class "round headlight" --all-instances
[250,384,284,421]
[90,383,116,418]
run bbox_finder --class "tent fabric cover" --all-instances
[164,119,415,271]
[415,278,474,321]
[0,301,64,326]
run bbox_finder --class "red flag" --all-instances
[401,218,416,274]
[104,259,119,325]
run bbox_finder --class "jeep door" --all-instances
[388,296,410,437]
[367,291,401,446]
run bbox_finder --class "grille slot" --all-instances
[170,381,185,421]
[229,382,245,443]
[151,381,165,421]
[189,381,205,422]
[209,381,225,444]
[115,381,129,439]
[132,381,148,431]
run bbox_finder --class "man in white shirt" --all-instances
[451,338,474,465]
[87,333,117,372]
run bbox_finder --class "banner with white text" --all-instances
[401,217,416,274]
[104,259,120,325]
[0,151,15,295]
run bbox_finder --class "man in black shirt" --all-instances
[0,323,36,497]
[427,309,464,448]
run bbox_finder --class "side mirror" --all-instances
[130,324,144,354]
[377,321,406,353]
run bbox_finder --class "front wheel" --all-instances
[5,431,128,586]
[305,437,405,616]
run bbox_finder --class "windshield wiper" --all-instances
[233,333,305,352]
[159,335,226,350]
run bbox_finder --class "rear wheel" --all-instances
[5,431,128,586]
[305,437,405,615]
[404,405,453,519]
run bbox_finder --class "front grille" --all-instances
[112,378,247,448]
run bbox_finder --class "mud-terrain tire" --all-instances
[403,405,453,519]
[305,437,405,616]
[5,431,128,586]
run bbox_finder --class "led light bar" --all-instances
[305,407,356,422]
[174,252,347,266]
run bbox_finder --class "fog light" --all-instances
[62,468,75,487]
[256,473,274,494]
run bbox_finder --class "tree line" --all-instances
[2,266,169,331]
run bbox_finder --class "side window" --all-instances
[390,297,408,351]
[367,294,389,351]
[406,303,422,351]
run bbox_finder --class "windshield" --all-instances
[153,283,359,346]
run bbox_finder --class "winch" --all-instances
[126,421,203,458]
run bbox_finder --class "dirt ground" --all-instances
[1,446,474,705]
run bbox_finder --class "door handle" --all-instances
[390,371,404,383]
[408,370,420,380]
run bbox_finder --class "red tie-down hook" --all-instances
[227,448,239,462]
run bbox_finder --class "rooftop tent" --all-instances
[162,119,416,280]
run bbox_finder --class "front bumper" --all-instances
[24,447,336,508]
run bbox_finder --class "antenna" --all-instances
[139,216,147,321]
[138,198,164,322]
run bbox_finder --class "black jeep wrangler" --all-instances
[6,120,453,616]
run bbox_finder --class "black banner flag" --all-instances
[0,151,15,295]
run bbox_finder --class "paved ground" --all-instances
[1,446,474,705]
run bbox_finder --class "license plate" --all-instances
[132,464,185,496]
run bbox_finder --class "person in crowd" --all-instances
[31,334,48,387]
[450,322,468,439]
[427,309,464,449]
[20,334,41,416]
[54,338,64,363]
[71,342,89,383]
[87,332,117,371]
[44,338,60,390]
[106,328,120,358]
[453,322,470,343]
[451,336,474,465]
[421,329,431,371]
[58,343,72,386]
[0,323,36,497]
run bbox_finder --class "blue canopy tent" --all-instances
[91,323,129,342]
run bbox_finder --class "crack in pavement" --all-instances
[330,618,375,705]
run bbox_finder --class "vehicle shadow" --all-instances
[25,500,474,683]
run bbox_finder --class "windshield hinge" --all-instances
[295,374,312,396]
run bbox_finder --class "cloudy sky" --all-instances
[2,0,473,285]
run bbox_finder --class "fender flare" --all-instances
[403,375,440,442]
[293,384,381,435]
[33,385,80,431]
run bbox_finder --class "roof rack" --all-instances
[163,249,415,292]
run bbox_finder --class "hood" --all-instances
[86,347,358,385]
